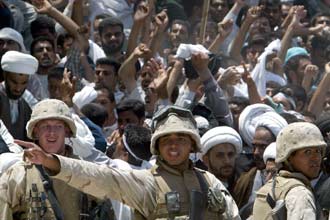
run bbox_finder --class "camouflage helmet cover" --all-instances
[26,99,76,139]
[150,105,201,155]
[276,122,326,163]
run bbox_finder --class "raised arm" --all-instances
[71,0,84,26]
[148,10,169,58]
[308,63,330,116]
[241,63,262,104]
[32,0,94,81]
[229,6,261,63]
[278,6,324,63]
[192,52,233,126]
[167,58,184,99]
[119,44,151,94]
[301,64,319,94]
[277,6,303,63]
[126,1,150,56]
[208,19,234,54]
[32,0,79,39]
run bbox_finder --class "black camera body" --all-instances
[183,54,222,79]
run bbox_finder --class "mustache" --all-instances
[220,165,234,170]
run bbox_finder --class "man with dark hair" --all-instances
[93,13,112,46]
[95,57,121,93]
[0,2,13,29]
[104,123,153,220]
[259,0,282,30]
[193,21,218,48]
[209,0,230,23]
[94,86,117,138]
[165,19,190,54]
[30,15,56,40]
[28,36,57,100]
[116,98,145,133]
[111,124,152,169]
[81,103,108,129]
[81,103,109,153]
[98,17,126,62]
[47,67,65,100]
[72,57,123,114]
[311,11,330,27]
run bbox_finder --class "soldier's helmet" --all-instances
[26,99,77,139]
[276,122,326,163]
[150,105,201,155]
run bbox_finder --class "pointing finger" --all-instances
[14,139,36,149]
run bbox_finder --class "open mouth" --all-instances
[168,151,179,157]
[46,139,57,143]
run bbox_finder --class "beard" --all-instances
[209,162,234,181]
[5,84,24,100]
[102,40,124,55]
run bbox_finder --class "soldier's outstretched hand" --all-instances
[16,140,49,164]
[15,140,61,173]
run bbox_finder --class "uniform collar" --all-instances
[155,158,194,176]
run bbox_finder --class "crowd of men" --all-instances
[1,0,330,219]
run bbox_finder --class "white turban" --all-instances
[1,51,38,75]
[263,142,277,164]
[0,27,26,52]
[255,112,288,138]
[239,104,275,147]
[200,126,242,159]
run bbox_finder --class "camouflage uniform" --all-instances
[49,106,241,219]
[253,122,327,220]
[0,149,83,220]
[0,99,111,220]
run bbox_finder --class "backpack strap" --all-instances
[35,165,64,220]
[194,169,209,197]
[266,175,305,209]
[266,175,277,209]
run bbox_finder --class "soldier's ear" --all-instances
[32,128,39,139]
[33,133,39,139]
[64,126,72,137]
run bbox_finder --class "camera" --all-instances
[183,54,222,79]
